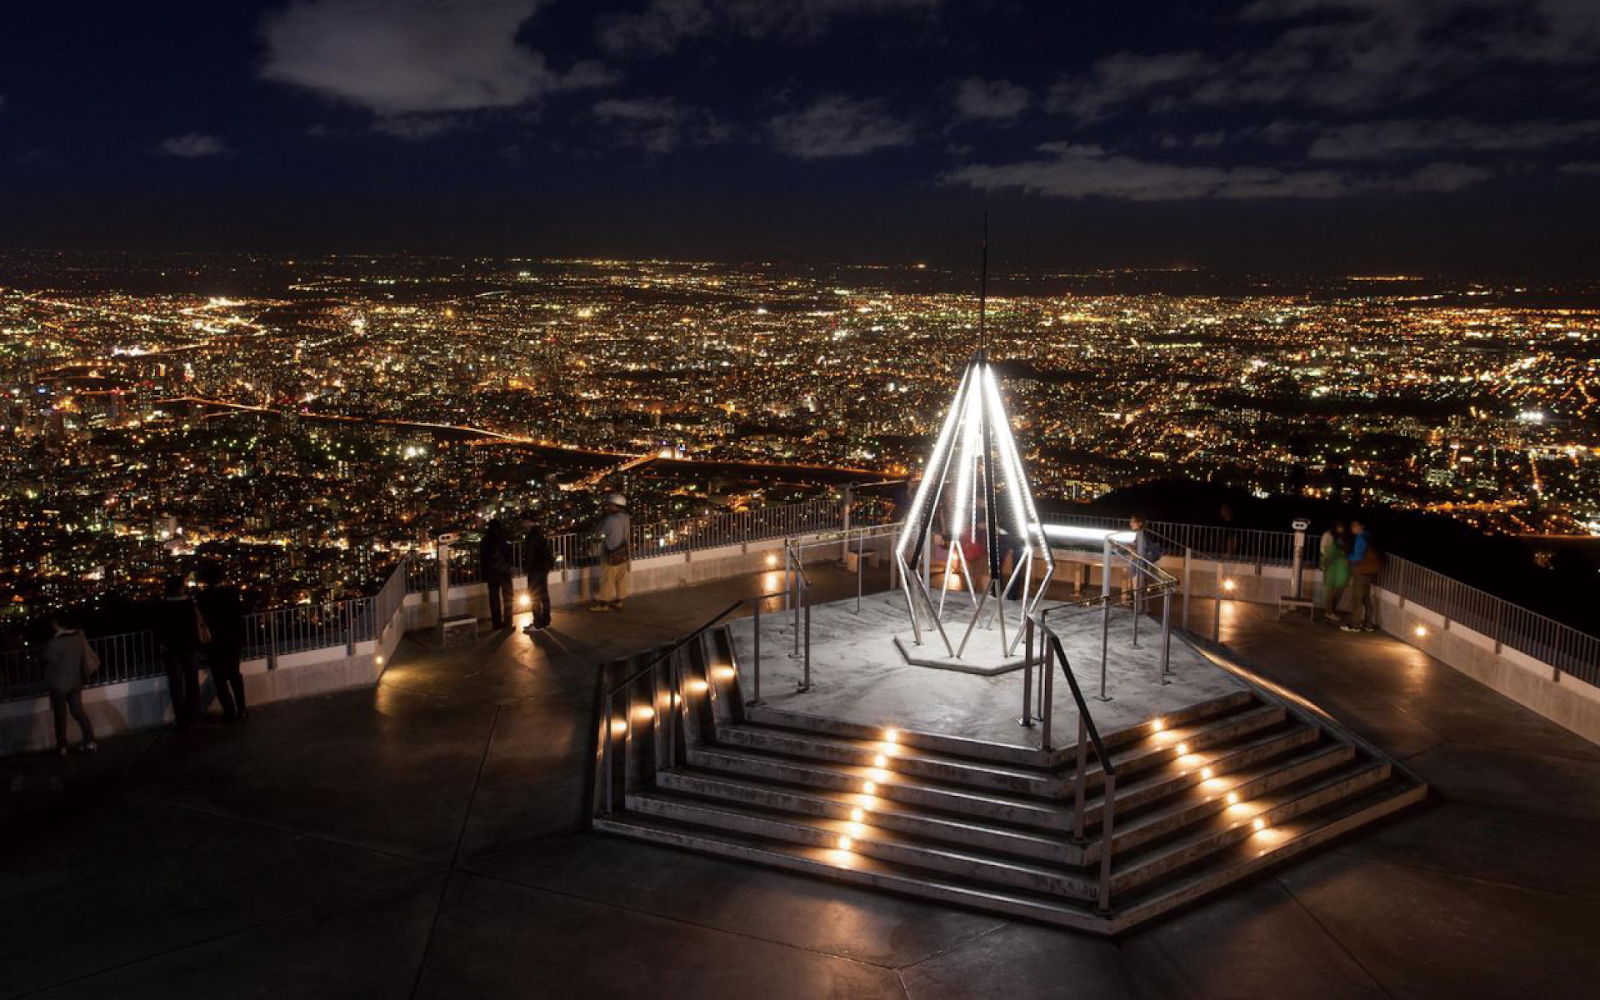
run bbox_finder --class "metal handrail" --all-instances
[1028,609,1120,914]
[597,583,807,816]
[604,599,745,699]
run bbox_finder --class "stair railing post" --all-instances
[1041,631,1055,752]
[603,696,614,815]
[749,598,764,707]
[799,578,812,692]
[1019,615,1035,728]
[1072,713,1089,843]
[1160,590,1173,683]
[1096,771,1117,915]
[1182,546,1192,632]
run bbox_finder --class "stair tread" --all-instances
[689,743,1071,812]
[1114,756,1394,880]
[1112,741,1354,837]
[629,788,1091,886]
[717,723,1050,780]
[659,768,1070,848]
[598,767,1426,932]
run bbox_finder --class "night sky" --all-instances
[3,1,1599,274]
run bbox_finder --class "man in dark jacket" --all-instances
[1341,519,1383,633]
[521,517,555,633]
[480,518,514,629]
[196,562,248,722]
[155,574,204,729]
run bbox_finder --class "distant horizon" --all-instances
[2,247,1598,290]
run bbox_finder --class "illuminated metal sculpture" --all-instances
[894,228,1053,662]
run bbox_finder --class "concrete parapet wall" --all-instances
[1126,551,1600,747]
[0,641,382,755]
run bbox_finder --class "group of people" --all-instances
[477,493,633,632]
[1319,519,1383,631]
[41,561,248,757]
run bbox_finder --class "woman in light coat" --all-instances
[40,616,98,756]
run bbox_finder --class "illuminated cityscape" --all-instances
[3,253,1596,620]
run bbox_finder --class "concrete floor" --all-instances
[4,570,1600,999]
[729,590,1246,747]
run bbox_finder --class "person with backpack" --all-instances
[591,494,631,612]
[1342,519,1383,633]
[155,574,206,730]
[40,614,99,756]
[1320,520,1351,624]
[480,518,514,629]
[520,517,555,633]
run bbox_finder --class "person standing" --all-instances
[1128,514,1163,611]
[155,575,205,730]
[1342,519,1382,633]
[591,494,631,612]
[40,615,98,756]
[1320,521,1351,623]
[520,518,555,633]
[196,562,248,723]
[480,518,514,629]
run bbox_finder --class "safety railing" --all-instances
[1379,554,1600,687]
[1025,609,1120,914]
[409,497,851,594]
[1,630,165,697]
[1,557,413,702]
[1041,513,1305,568]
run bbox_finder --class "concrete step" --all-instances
[656,768,1074,863]
[741,689,1258,768]
[1110,757,1394,895]
[711,700,1286,800]
[667,731,1350,867]
[1098,741,1357,859]
[1110,774,1428,925]
[1085,704,1289,790]
[625,790,1099,900]
[714,724,1058,795]
[1079,721,1322,826]
[593,813,1113,932]
[685,743,1075,831]
[595,764,1426,935]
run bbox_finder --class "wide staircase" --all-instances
[589,627,1427,934]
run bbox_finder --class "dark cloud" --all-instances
[1050,0,1600,124]
[952,78,1029,121]
[593,96,730,151]
[1308,118,1600,160]
[945,142,1494,201]
[157,133,232,158]
[768,95,914,158]
[599,0,942,56]
[260,0,613,118]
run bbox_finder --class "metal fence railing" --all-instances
[1,558,413,702]
[1040,512,1304,568]
[406,497,854,594]
[6,507,1595,704]
[1,630,165,698]
[1379,554,1600,687]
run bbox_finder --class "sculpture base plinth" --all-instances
[893,634,1029,676]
